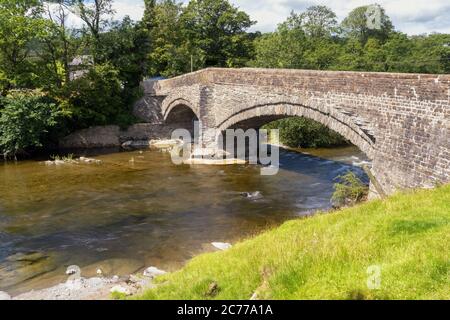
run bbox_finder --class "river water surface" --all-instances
[0,146,369,295]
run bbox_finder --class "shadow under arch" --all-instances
[164,103,199,140]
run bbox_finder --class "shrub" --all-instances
[332,171,369,207]
[58,63,137,130]
[263,117,348,148]
[0,90,63,159]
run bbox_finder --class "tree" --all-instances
[0,90,63,159]
[409,34,450,74]
[250,12,307,69]
[181,0,255,68]
[58,63,134,130]
[96,16,150,102]
[70,0,114,40]
[142,0,157,31]
[300,5,338,39]
[0,0,48,93]
[43,1,81,85]
[67,0,114,62]
[146,0,194,77]
[341,4,393,45]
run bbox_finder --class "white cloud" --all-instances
[62,0,450,35]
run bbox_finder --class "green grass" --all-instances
[137,185,450,300]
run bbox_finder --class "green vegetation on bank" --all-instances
[263,117,348,148]
[137,185,450,300]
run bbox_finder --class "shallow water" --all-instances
[0,146,368,295]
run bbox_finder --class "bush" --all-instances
[58,63,137,130]
[332,171,369,207]
[0,90,63,159]
[263,117,348,148]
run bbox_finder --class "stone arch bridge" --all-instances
[138,68,450,195]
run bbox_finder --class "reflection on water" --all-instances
[0,146,369,295]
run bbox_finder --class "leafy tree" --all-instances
[181,0,255,68]
[147,0,195,77]
[0,0,48,93]
[67,0,115,62]
[409,34,450,74]
[332,38,366,71]
[142,0,157,31]
[96,16,150,101]
[0,90,63,159]
[40,1,81,86]
[300,5,338,39]
[70,0,114,40]
[382,32,415,72]
[58,63,134,130]
[250,12,307,69]
[341,4,393,45]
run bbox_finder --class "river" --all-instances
[0,146,369,295]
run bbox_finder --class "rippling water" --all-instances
[0,146,369,295]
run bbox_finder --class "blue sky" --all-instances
[74,0,450,35]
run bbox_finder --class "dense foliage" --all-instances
[0,90,63,158]
[263,117,348,148]
[0,0,449,157]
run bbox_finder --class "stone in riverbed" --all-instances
[143,266,167,278]
[110,285,131,296]
[241,191,263,200]
[121,140,150,150]
[211,242,232,251]
[149,139,183,150]
[79,157,102,164]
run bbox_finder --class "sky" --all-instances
[69,0,450,35]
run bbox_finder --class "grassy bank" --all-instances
[138,185,450,300]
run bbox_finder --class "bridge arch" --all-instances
[216,102,376,159]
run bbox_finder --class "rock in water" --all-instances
[121,140,150,150]
[211,242,232,251]
[66,265,81,276]
[0,291,11,300]
[143,266,167,278]
[242,191,263,200]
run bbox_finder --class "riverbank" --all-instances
[135,184,450,300]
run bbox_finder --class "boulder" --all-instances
[121,140,150,150]
[143,266,167,278]
[110,285,131,296]
[79,157,102,164]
